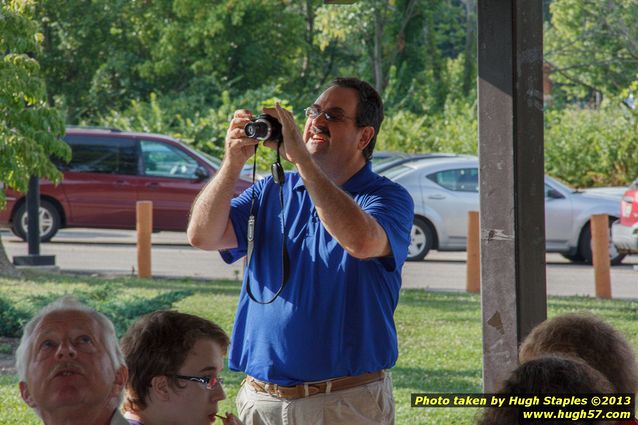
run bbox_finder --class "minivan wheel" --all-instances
[407,218,434,261]
[578,219,626,266]
[11,200,61,242]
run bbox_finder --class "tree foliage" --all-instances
[9,0,635,190]
[314,0,474,112]
[33,0,476,124]
[0,0,70,276]
[30,0,472,172]
[0,0,70,207]
[34,0,138,119]
[35,0,308,122]
[545,0,638,103]
[545,103,638,187]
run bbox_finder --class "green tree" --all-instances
[123,0,304,100]
[545,0,638,103]
[36,0,311,123]
[0,0,70,276]
[314,0,470,113]
[544,102,638,187]
[35,0,144,122]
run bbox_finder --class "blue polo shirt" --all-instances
[220,163,414,386]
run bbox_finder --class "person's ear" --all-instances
[150,376,171,401]
[19,381,36,408]
[112,365,128,397]
[358,127,374,151]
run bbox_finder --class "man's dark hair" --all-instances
[330,77,384,162]
[120,310,230,412]
[477,355,613,425]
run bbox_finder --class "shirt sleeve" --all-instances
[219,178,269,264]
[359,180,414,272]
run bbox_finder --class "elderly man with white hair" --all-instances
[15,296,128,425]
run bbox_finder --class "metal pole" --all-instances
[27,176,40,255]
[13,176,56,267]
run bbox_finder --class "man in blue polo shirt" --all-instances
[188,77,414,425]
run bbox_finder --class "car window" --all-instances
[140,140,200,178]
[61,136,138,175]
[379,164,413,180]
[427,168,478,192]
[372,156,402,167]
[544,183,562,198]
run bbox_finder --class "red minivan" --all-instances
[612,178,638,254]
[0,127,252,241]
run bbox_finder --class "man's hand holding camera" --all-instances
[261,103,312,167]
[226,103,312,170]
[224,109,260,172]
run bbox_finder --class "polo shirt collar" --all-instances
[293,162,374,194]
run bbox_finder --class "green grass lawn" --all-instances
[2,272,638,424]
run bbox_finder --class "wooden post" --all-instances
[591,214,611,299]
[466,211,480,293]
[136,201,153,278]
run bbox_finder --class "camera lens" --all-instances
[245,120,270,140]
[244,115,282,141]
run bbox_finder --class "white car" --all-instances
[380,157,624,264]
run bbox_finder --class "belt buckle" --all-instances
[267,383,287,399]
[264,382,275,397]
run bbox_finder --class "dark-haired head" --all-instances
[329,77,384,162]
[120,310,230,412]
[476,355,613,425]
[519,312,638,394]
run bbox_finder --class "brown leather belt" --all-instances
[245,370,385,400]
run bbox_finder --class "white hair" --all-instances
[15,296,125,382]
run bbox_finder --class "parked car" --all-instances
[371,151,469,174]
[580,186,627,199]
[611,178,638,254]
[0,127,252,241]
[371,151,410,170]
[380,157,625,264]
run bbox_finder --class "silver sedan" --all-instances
[380,157,624,264]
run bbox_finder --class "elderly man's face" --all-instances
[19,310,126,416]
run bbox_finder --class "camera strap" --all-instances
[244,140,290,304]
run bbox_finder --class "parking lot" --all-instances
[2,228,637,298]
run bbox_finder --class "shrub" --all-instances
[97,289,194,336]
[377,100,477,156]
[0,284,193,338]
[545,103,638,187]
[0,297,31,338]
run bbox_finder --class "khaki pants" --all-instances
[236,373,395,425]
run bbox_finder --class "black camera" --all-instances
[244,114,282,141]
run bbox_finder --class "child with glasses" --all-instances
[120,311,241,425]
